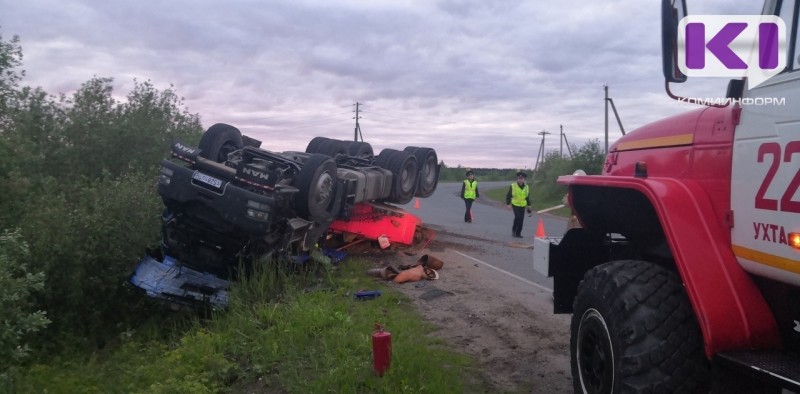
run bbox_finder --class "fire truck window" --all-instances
[794,13,800,69]
[782,0,800,69]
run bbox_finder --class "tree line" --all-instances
[437,140,605,203]
[0,32,203,374]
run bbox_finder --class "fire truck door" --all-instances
[731,0,800,286]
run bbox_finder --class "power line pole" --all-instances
[558,125,573,159]
[353,102,363,141]
[603,85,625,156]
[562,132,573,159]
[559,124,563,158]
[535,130,551,171]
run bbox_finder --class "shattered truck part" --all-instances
[131,255,229,308]
[131,124,439,307]
[329,202,422,246]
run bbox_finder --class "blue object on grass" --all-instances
[291,254,311,264]
[322,248,347,264]
[354,290,382,300]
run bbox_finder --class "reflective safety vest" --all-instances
[510,182,529,207]
[463,180,477,199]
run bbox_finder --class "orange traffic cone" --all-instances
[469,209,473,221]
[414,198,420,209]
[536,218,546,238]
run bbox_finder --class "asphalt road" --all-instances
[399,181,568,290]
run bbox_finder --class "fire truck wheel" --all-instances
[404,146,438,198]
[293,154,338,220]
[571,260,709,394]
[376,149,418,205]
[199,123,243,163]
[346,141,374,159]
[305,136,330,154]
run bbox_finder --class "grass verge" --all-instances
[10,258,485,393]
[484,187,572,218]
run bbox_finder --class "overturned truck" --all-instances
[131,123,439,307]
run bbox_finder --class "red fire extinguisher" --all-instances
[372,323,392,376]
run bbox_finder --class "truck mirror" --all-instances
[662,0,687,83]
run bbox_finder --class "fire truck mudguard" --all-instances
[559,174,781,357]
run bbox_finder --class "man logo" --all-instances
[678,15,786,89]
[175,143,195,153]
[242,167,270,181]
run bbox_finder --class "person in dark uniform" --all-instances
[460,170,479,222]
[505,171,532,238]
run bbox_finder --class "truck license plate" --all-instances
[192,171,223,188]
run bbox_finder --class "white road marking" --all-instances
[449,249,553,292]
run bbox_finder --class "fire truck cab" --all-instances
[535,0,800,392]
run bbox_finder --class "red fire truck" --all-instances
[535,0,800,392]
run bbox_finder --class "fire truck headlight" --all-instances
[789,232,800,249]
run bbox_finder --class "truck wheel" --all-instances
[199,123,243,163]
[404,146,438,198]
[346,141,374,159]
[305,137,330,154]
[317,139,347,158]
[376,149,418,205]
[571,260,709,393]
[374,149,393,169]
[293,154,338,220]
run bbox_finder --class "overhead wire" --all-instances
[253,118,352,131]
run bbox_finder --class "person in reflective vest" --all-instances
[505,171,531,238]
[460,170,479,222]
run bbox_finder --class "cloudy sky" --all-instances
[1,0,756,169]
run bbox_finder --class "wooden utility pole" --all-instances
[535,130,551,171]
[562,132,573,159]
[353,102,363,141]
[604,85,626,155]
[559,124,573,159]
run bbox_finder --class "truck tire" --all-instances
[403,146,438,198]
[305,137,330,154]
[317,139,347,158]
[199,123,243,163]
[571,260,709,393]
[346,141,374,159]
[293,154,338,220]
[376,149,418,205]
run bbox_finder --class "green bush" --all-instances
[0,29,204,348]
[529,139,605,202]
[436,164,522,182]
[18,173,165,348]
[0,229,50,371]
